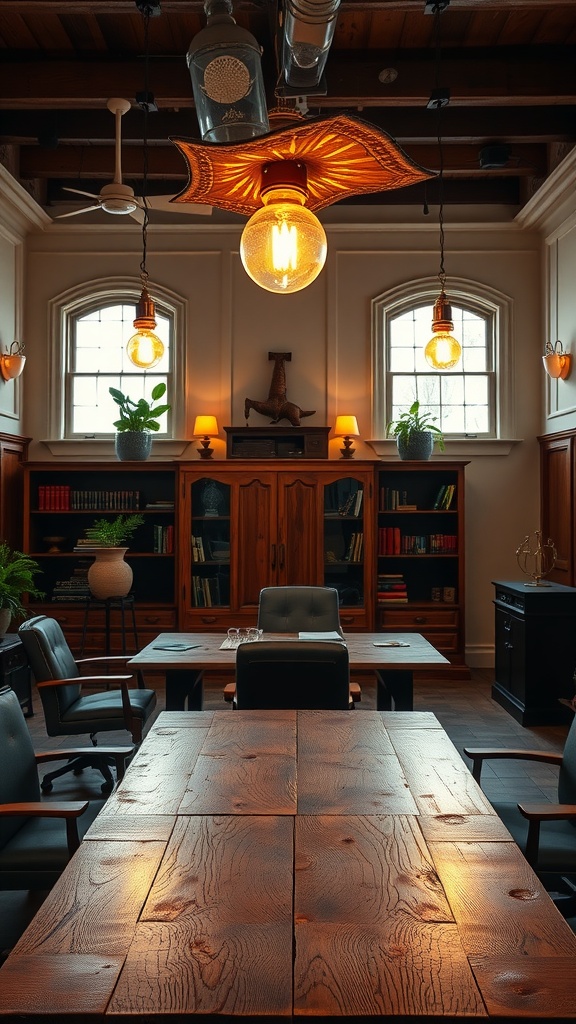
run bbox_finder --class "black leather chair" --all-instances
[234,640,351,710]
[18,615,156,792]
[0,684,131,891]
[464,719,576,912]
[224,586,361,705]
[256,585,343,634]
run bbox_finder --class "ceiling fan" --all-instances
[57,98,145,222]
[56,97,211,221]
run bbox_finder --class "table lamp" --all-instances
[193,415,219,459]
[334,415,360,459]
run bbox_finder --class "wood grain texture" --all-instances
[83,813,176,842]
[109,815,293,1016]
[390,730,494,815]
[11,840,166,957]
[467,955,576,1017]
[0,954,124,1016]
[429,840,576,958]
[418,812,513,843]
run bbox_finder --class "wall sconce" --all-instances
[0,341,26,382]
[543,340,571,380]
[193,415,219,459]
[334,415,360,459]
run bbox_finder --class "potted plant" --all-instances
[109,382,170,462]
[0,543,44,635]
[387,400,445,461]
[83,514,145,600]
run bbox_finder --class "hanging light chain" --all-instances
[140,8,151,285]
[433,3,446,293]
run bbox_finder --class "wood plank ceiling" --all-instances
[0,0,575,216]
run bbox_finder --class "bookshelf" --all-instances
[376,460,469,675]
[23,462,177,653]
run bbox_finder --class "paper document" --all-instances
[298,631,345,642]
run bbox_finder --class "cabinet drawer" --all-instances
[380,607,459,628]
[339,610,370,630]
[135,609,177,631]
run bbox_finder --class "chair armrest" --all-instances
[517,802,576,867]
[35,746,134,780]
[76,656,146,689]
[36,674,133,689]
[0,801,89,854]
[463,746,562,783]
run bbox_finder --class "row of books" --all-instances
[37,486,142,511]
[345,532,363,562]
[192,575,222,607]
[377,573,408,604]
[379,488,410,511]
[51,564,91,601]
[153,524,174,554]
[378,527,457,555]
[334,489,364,518]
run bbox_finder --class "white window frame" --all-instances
[370,276,517,455]
[47,276,187,453]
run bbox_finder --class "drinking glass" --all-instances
[247,627,263,642]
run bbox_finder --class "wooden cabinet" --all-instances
[179,462,374,631]
[23,462,177,654]
[0,634,32,716]
[375,460,468,674]
[539,429,575,586]
[0,432,30,550]
[492,579,576,725]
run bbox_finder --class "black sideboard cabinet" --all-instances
[492,580,576,725]
[0,634,33,716]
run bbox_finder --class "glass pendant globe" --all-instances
[126,329,164,369]
[424,330,461,370]
[240,188,327,294]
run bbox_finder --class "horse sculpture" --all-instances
[244,352,315,427]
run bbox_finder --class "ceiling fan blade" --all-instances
[55,205,101,218]
[63,187,100,200]
[141,195,212,216]
[129,207,145,224]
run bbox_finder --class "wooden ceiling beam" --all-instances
[1,53,574,109]
[0,1,572,11]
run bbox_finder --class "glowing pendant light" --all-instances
[240,161,327,293]
[424,1,461,371]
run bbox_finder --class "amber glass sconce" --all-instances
[0,341,26,381]
[543,341,571,380]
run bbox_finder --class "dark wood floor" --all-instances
[2,668,571,959]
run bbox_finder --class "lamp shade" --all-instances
[334,415,359,438]
[194,415,219,437]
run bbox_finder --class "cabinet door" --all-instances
[235,472,278,611]
[494,608,526,704]
[540,433,574,585]
[277,472,322,585]
[323,471,373,629]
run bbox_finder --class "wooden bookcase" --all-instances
[538,428,576,587]
[178,461,375,632]
[375,460,469,675]
[23,461,177,654]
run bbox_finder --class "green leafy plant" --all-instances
[109,382,170,433]
[0,543,44,619]
[387,400,445,451]
[84,514,145,547]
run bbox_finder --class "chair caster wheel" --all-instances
[41,780,53,793]
[101,780,113,794]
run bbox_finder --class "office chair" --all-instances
[0,684,131,891]
[234,640,351,710]
[224,586,361,705]
[464,718,576,914]
[18,615,156,793]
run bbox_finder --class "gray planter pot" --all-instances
[397,430,434,461]
[115,431,152,462]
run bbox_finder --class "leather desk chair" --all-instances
[224,586,361,705]
[18,615,156,792]
[0,684,131,891]
[235,640,351,710]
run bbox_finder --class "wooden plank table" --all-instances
[2,710,576,1021]
[128,631,450,711]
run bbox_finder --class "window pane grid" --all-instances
[386,300,494,437]
[66,299,173,437]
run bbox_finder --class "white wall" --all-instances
[20,204,546,668]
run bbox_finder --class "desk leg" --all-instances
[376,670,413,711]
[165,670,204,711]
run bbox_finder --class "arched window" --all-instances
[48,278,186,442]
[372,278,514,443]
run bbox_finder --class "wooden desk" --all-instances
[2,709,576,1020]
[128,631,450,712]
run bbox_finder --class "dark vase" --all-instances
[115,431,152,462]
[397,431,434,461]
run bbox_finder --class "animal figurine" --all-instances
[244,352,315,427]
